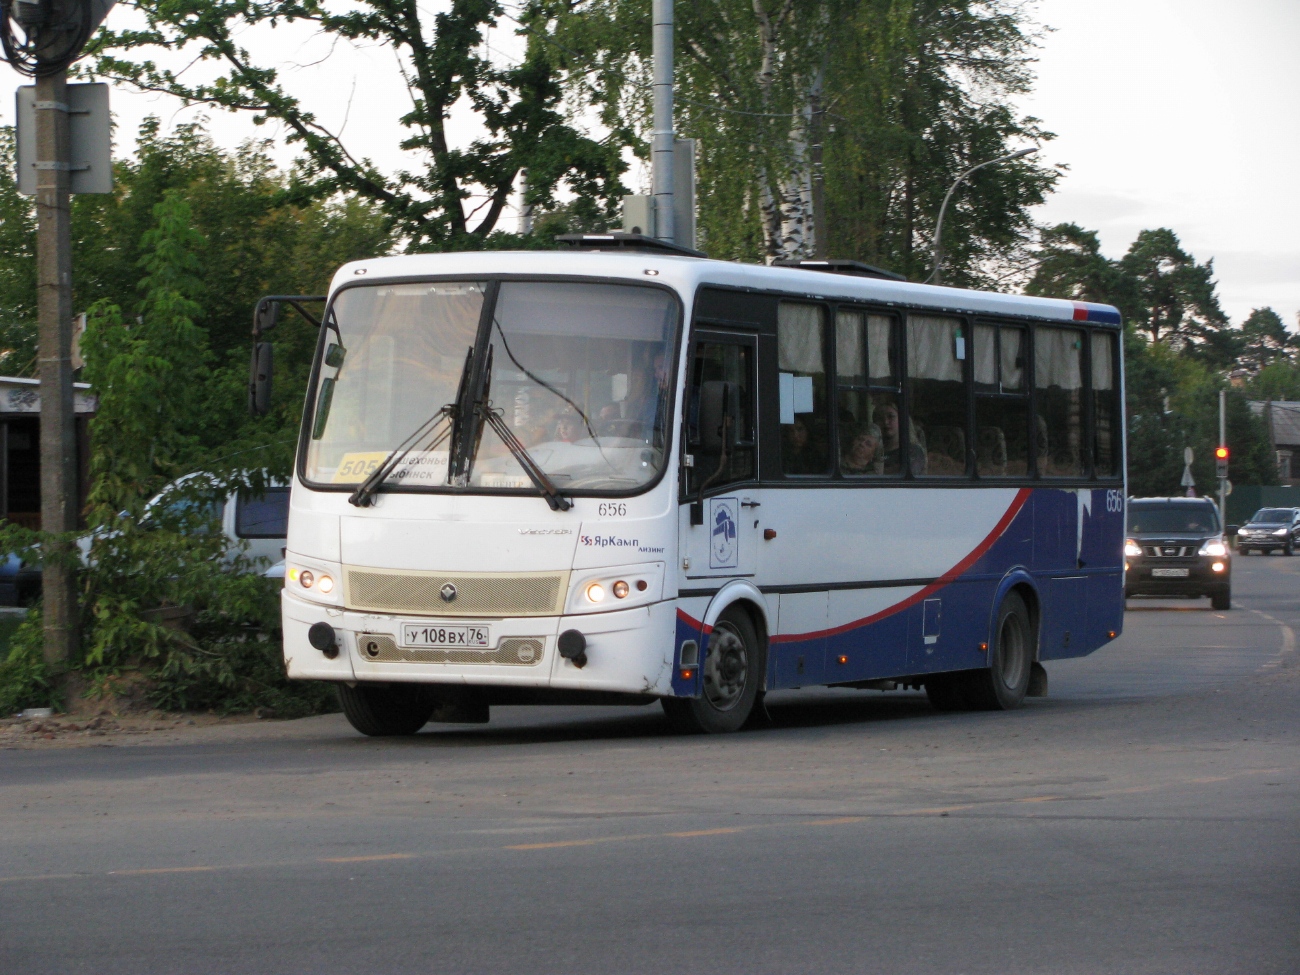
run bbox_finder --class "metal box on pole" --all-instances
[15,81,112,195]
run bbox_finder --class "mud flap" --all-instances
[1027,662,1049,698]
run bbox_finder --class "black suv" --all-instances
[1235,507,1300,556]
[1125,497,1231,610]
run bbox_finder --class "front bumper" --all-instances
[1124,558,1230,596]
[1236,534,1290,552]
[281,588,677,696]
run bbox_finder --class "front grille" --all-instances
[356,633,546,666]
[344,568,569,617]
[1142,544,1195,558]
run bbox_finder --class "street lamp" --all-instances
[925,147,1038,286]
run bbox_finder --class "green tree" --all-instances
[89,0,626,249]
[1024,223,1137,316]
[1244,359,1300,402]
[1120,228,1230,359]
[549,0,1056,275]
[820,0,1057,282]
[0,127,37,376]
[1237,307,1294,374]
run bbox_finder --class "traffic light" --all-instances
[1215,446,1229,478]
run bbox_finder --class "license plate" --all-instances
[401,623,491,649]
[1151,568,1190,578]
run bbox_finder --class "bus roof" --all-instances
[331,249,1123,327]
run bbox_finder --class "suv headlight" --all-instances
[1273,528,1288,536]
[1124,539,1142,558]
[1198,538,1228,557]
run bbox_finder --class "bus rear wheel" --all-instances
[338,682,436,736]
[965,591,1034,711]
[662,607,765,734]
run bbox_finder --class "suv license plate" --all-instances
[401,624,491,649]
[1151,568,1190,578]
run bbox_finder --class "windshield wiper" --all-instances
[348,346,475,508]
[475,402,573,512]
[347,406,454,507]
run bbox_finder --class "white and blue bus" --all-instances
[262,237,1126,735]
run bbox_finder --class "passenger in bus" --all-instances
[876,399,925,475]
[553,412,585,443]
[782,418,820,474]
[841,423,882,475]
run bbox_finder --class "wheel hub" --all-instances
[702,624,748,711]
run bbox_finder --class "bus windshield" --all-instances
[303,279,680,495]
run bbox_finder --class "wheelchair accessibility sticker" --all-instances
[709,497,739,569]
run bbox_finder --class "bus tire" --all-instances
[662,606,765,734]
[965,591,1034,711]
[338,682,436,736]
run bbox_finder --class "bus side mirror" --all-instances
[697,380,738,451]
[249,342,273,416]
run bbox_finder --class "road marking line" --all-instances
[108,866,216,876]
[665,827,748,838]
[1014,795,1067,803]
[806,817,867,826]
[319,854,414,863]
[505,834,657,851]
[1248,608,1296,660]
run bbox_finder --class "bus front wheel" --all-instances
[662,607,765,734]
[338,682,436,736]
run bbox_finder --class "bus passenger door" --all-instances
[680,331,760,583]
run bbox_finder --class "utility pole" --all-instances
[35,68,78,670]
[650,0,674,244]
[1217,389,1228,521]
[4,0,118,676]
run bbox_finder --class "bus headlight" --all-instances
[567,563,665,614]
[1198,539,1228,557]
[285,559,342,605]
[1124,539,1142,558]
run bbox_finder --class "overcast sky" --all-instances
[3,0,1296,328]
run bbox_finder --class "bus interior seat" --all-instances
[925,425,966,475]
[977,426,1007,476]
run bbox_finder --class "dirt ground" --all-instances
[0,708,287,749]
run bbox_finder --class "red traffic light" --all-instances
[1215,446,1229,460]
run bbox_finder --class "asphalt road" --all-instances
[2,556,1297,974]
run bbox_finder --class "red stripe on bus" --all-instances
[769,487,1032,643]
[677,608,711,634]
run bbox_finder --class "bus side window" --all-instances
[777,302,830,476]
[835,309,901,477]
[907,314,968,477]
[973,324,1029,477]
[685,337,756,495]
[1091,331,1120,478]
[1035,326,1085,477]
